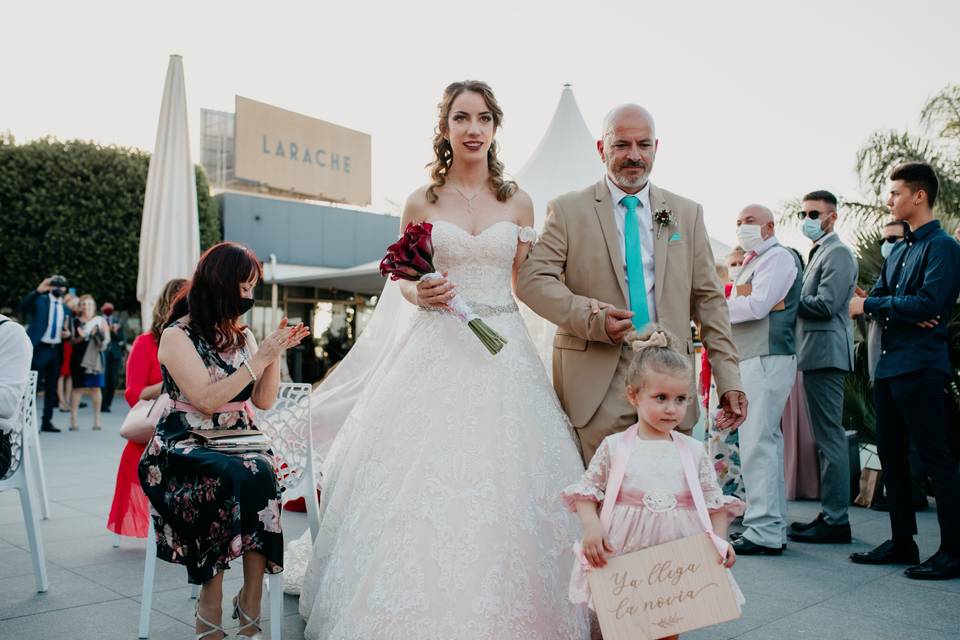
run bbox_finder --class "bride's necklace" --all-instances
[450,182,485,214]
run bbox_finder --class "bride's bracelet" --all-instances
[241,358,258,383]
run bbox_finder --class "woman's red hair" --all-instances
[166,242,262,351]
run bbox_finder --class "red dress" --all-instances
[60,340,73,377]
[106,332,160,538]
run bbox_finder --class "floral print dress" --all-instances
[138,321,282,585]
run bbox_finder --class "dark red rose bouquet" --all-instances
[380,222,508,355]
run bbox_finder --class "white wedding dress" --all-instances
[293,219,589,640]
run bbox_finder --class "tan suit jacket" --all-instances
[517,180,741,459]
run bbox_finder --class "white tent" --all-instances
[516,84,598,230]
[137,54,200,324]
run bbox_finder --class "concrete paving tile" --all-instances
[0,499,91,524]
[0,597,192,639]
[0,513,110,548]
[43,532,146,569]
[732,554,876,607]
[735,602,957,640]
[821,572,960,633]
[54,495,113,518]
[683,589,809,640]
[283,611,307,638]
[70,555,192,598]
[0,546,43,580]
[0,565,124,620]
[43,480,116,501]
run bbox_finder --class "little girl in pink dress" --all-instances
[562,328,745,638]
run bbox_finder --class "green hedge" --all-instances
[0,136,220,312]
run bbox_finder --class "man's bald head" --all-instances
[601,104,656,142]
[598,104,659,193]
[739,205,774,224]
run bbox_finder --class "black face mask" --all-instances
[51,288,65,298]
[238,297,255,314]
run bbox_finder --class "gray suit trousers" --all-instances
[802,368,850,525]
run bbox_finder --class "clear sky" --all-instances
[3,0,958,249]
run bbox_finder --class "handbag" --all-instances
[187,428,272,452]
[119,395,170,444]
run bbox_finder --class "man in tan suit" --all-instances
[517,105,745,464]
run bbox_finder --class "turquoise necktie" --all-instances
[621,195,650,329]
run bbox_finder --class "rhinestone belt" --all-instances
[419,301,519,317]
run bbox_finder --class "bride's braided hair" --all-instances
[425,80,517,205]
[625,325,692,390]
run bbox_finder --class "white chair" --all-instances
[139,382,319,639]
[21,371,51,519]
[0,372,49,592]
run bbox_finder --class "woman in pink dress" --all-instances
[106,278,185,539]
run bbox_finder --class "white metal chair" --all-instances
[139,382,319,639]
[22,371,51,519]
[0,371,49,592]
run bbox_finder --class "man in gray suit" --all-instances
[789,190,858,544]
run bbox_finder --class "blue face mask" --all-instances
[880,239,896,260]
[802,218,825,242]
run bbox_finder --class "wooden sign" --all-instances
[588,533,741,639]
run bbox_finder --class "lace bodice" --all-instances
[561,431,741,514]
[431,220,528,307]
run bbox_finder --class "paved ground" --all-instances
[1,403,958,639]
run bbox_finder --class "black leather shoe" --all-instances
[731,531,786,550]
[788,519,851,544]
[731,536,783,556]
[40,422,62,433]
[905,552,960,580]
[789,513,824,532]
[850,540,920,565]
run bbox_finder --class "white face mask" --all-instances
[728,266,742,281]
[736,224,763,251]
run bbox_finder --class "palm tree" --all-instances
[783,85,960,441]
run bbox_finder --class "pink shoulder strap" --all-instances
[670,431,730,559]
[598,423,639,532]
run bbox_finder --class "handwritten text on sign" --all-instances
[587,534,740,640]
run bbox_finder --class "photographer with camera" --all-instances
[19,275,73,432]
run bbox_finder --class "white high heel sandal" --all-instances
[195,600,228,639]
[232,589,263,639]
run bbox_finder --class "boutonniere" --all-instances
[653,207,675,240]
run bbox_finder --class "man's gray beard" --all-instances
[611,168,648,190]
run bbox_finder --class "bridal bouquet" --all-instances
[379,222,508,355]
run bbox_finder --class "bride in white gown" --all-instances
[293,81,589,640]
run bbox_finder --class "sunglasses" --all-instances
[879,236,902,245]
[797,210,832,220]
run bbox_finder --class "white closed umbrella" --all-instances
[137,54,200,325]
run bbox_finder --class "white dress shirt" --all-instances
[0,315,33,434]
[727,236,798,324]
[41,293,64,345]
[605,176,657,321]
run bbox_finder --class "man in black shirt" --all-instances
[849,162,960,580]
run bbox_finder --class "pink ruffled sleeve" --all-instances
[560,438,611,512]
[698,446,745,518]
